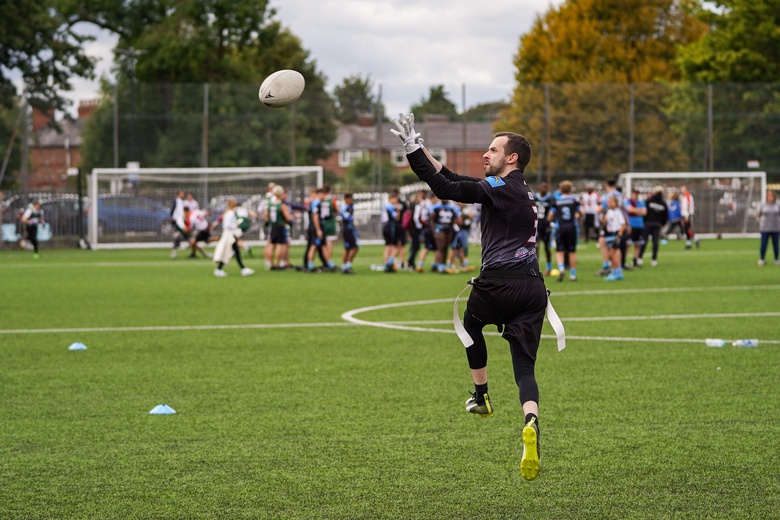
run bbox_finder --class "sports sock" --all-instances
[217,262,225,269]
[327,260,335,268]
[475,383,488,397]
[570,268,577,277]
[546,261,552,271]
[557,262,564,272]
[307,261,314,269]
[524,413,538,427]
[603,260,610,269]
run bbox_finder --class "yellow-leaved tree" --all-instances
[498,0,708,180]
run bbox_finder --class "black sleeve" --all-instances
[407,149,490,205]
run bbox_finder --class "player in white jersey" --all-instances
[187,208,215,259]
[169,191,187,259]
[580,184,600,244]
[213,198,254,277]
[596,178,624,276]
[603,194,627,281]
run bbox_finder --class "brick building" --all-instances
[27,100,98,189]
[320,115,496,180]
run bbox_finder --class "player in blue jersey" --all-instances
[547,181,581,282]
[534,182,554,274]
[624,188,647,267]
[664,191,684,241]
[430,198,461,273]
[340,193,359,274]
[393,113,547,481]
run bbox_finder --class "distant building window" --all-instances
[391,149,407,166]
[429,148,447,165]
[339,149,365,167]
[391,148,447,167]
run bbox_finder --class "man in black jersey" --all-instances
[392,113,546,481]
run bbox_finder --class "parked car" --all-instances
[40,195,172,238]
[94,196,172,236]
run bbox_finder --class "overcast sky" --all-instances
[65,0,564,117]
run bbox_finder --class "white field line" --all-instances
[384,311,780,324]
[0,322,351,335]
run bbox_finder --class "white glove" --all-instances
[390,113,422,154]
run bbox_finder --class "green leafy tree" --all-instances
[462,101,508,122]
[411,86,458,121]
[333,74,381,124]
[673,1,780,172]
[77,0,336,170]
[499,0,707,179]
[0,0,95,111]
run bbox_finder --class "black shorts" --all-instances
[194,229,210,243]
[584,214,597,228]
[343,228,359,250]
[270,224,289,245]
[382,224,397,246]
[555,227,577,253]
[307,226,321,247]
[628,228,645,245]
[466,275,547,361]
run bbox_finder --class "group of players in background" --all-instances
[167,177,703,279]
[534,177,700,282]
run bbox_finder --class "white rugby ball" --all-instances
[258,69,305,108]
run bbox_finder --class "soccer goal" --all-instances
[88,166,322,249]
[618,171,767,238]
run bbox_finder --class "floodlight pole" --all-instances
[115,47,148,163]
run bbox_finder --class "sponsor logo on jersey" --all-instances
[515,246,532,260]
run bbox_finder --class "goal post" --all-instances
[88,166,322,249]
[618,171,766,238]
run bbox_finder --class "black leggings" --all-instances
[26,224,39,253]
[407,229,422,265]
[463,311,540,405]
[640,223,662,260]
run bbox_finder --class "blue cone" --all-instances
[149,404,176,415]
[68,342,88,350]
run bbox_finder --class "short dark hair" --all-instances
[495,132,531,171]
[606,178,617,188]
[344,193,353,199]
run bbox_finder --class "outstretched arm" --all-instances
[407,149,489,205]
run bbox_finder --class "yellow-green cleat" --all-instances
[520,417,541,481]
[465,392,493,417]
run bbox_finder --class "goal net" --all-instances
[88,166,322,248]
[618,172,767,237]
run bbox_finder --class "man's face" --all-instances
[483,136,509,177]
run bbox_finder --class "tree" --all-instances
[498,0,708,179]
[462,101,508,122]
[76,0,336,169]
[0,0,95,112]
[678,0,780,83]
[333,74,381,124]
[411,86,458,121]
[672,1,780,172]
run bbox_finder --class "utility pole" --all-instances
[115,48,148,163]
